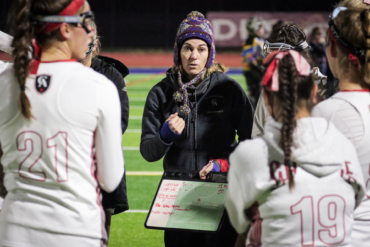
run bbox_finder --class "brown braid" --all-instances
[10,0,33,120]
[9,0,73,120]
[277,55,298,190]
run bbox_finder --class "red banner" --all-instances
[207,12,329,47]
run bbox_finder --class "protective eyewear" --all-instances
[262,40,310,57]
[327,7,366,61]
[33,11,95,34]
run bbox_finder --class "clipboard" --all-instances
[145,170,228,232]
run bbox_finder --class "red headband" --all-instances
[43,0,85,33]
[364,0,370,5]
[261,51,311,92]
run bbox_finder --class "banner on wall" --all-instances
[206,12,329,47]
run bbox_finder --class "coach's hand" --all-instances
[167,113,185,134]
[200,161,213,180]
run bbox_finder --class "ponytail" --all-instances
[10,0,33,120]
[361,9,370,86]
[278,55,298,190]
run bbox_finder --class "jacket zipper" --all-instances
[191,112,197,170]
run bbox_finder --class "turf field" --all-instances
[108,71,247,247]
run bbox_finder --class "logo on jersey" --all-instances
[35,75,51,93]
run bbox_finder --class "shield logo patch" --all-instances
[35,75,51,93]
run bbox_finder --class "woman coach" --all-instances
[140,11,254,247]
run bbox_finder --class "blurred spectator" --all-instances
[309,27,327,75]
[241,16,265,108]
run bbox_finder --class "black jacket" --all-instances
[91,55,129,134]
[91,55,129,214]
[140,70,253,171]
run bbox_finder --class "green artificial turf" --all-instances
[109,213,164,247]
[127,119,142,130]
[129,108,144,117]
[124,151,163,172]
[122,132,141,147]
[126,175,163,209]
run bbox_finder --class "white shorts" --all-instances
[0,223,106,247]
[351,220,370,247]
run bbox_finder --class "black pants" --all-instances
[244,69,263,109]
[164,213,238,247]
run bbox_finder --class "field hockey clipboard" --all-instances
[145,170,228,232]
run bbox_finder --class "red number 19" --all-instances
[291,195,346,246]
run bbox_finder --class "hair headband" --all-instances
[42,0,85,33]
[364,0,370,5]
[261,50,311,91]
[263,40,310,57]
[327,19,366,62]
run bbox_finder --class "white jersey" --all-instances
[0,31,13,55]
[225,117,365,247]
[313,91,370,220]
[0,61,124,245]
[312,91,370,247]
[0,61,10,211]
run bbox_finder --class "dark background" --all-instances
[0,0,340,49]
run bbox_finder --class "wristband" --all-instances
[160,120,181,144]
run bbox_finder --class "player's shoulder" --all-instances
[312,96,348,118]
[66,62,117,91]
[231,138,268,165]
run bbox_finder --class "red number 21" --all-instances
[16,131,68,182]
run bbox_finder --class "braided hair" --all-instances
[268,23,312,63]
[9,0,76,120]
[266,54,314,190]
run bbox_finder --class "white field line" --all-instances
[125,210,149,213]
[126,171,163,176]
[125,129,142,133]
[129,116,142,120]
[122,147,139,151]
[129,97,147,101]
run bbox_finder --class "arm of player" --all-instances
[0,31,13,55]
[252,92,268,138]
[95,79,124,193]
[225,139,272,234]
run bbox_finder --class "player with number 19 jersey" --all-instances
[225,117,365,247]
[0,61,124,244]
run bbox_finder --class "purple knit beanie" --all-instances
[174,11,215,68]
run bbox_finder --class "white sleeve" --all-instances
[312,100,364,148]
[94,79,124,193]
[0,31,13,54]
[225,139,272,234]
[252,92,271,138]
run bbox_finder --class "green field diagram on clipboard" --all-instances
[146,179,228,231]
